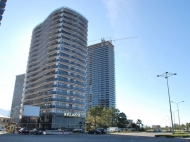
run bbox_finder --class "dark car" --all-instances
[19,128,29,134]
[72,129,84,133]
[30,128,43,135]
[99,128,106,134]
[88,129,101,134]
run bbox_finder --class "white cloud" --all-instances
[102,0,146,65]
[102,0,138,28]
[102,0,120,27]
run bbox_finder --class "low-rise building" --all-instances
[152,125,162,131]
[174,123,178,127]
[0,114,10,128]
[126,119,133,127]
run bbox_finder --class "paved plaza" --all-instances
[0,132,189,142]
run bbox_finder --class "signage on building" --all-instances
[64,112,80,117]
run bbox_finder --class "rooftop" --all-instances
[0,114,9,118]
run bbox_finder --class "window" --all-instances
[69,104,72,109]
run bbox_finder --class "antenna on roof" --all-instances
[101,38,105,42]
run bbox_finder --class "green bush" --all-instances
[155,134,190,138]
[174,132,188,134]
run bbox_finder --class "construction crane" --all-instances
[88,36,138,44]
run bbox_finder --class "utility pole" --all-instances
[157,72,177,134]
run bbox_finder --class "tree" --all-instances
[186,123,190,131]
[109,107,120,127]
[86,106,121,129]
[117,112,128,128]
[99,107,110,128]
[131,123,139,130]
[181,124,185,131]
[136,119,143,130]
[86,106,141,130]
[87,106,102,128]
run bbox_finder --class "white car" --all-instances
[0,127,6,133]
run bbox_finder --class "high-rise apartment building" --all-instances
[10,74,25,123]
[87,39,116,109]
[20,7,88,129]
[0,0,7,26]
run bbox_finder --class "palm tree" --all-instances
[136,119,143,130]
[186,123,190,131]
[181,124,185,131]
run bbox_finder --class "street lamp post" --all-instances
[171,101,184,131]
[157,72,177,134]
[173,110,178,131]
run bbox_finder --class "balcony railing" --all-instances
[0,8,4,15]
[1,0,7,3]
[24,97,85,105]
[24,90,86,100]
[0,2,6,9]
[41,105,85,111]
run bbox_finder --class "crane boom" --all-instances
[111,36,138,42]
[88,36,138,43]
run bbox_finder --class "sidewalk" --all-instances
[0,131,7,135]
[0,131,19,135]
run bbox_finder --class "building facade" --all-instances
[10,74,25,123]
[20,7,88,129]
[87,39,115,109]
[0,114,10,129]
[0,0,7,26]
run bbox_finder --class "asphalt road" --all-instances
[0,132,189,142]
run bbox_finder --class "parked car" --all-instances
[99,128,107,134]
[19,128,29,134]
[88,129,102,134]
[0,127,6,133]
[30,128,43,135]
[72,129,84,133]
[157,129,162,132]
[153,129,157,132]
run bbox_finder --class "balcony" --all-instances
[1,0,7,3]
[0,2,6,9]
[0,15,2,21]
[0,8,4,15]
[40,105,85,111]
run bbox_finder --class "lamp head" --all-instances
[182,101,184,102]
[157,75,159,77]
[174,73,177,75]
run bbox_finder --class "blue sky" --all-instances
[0,0,190,127]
